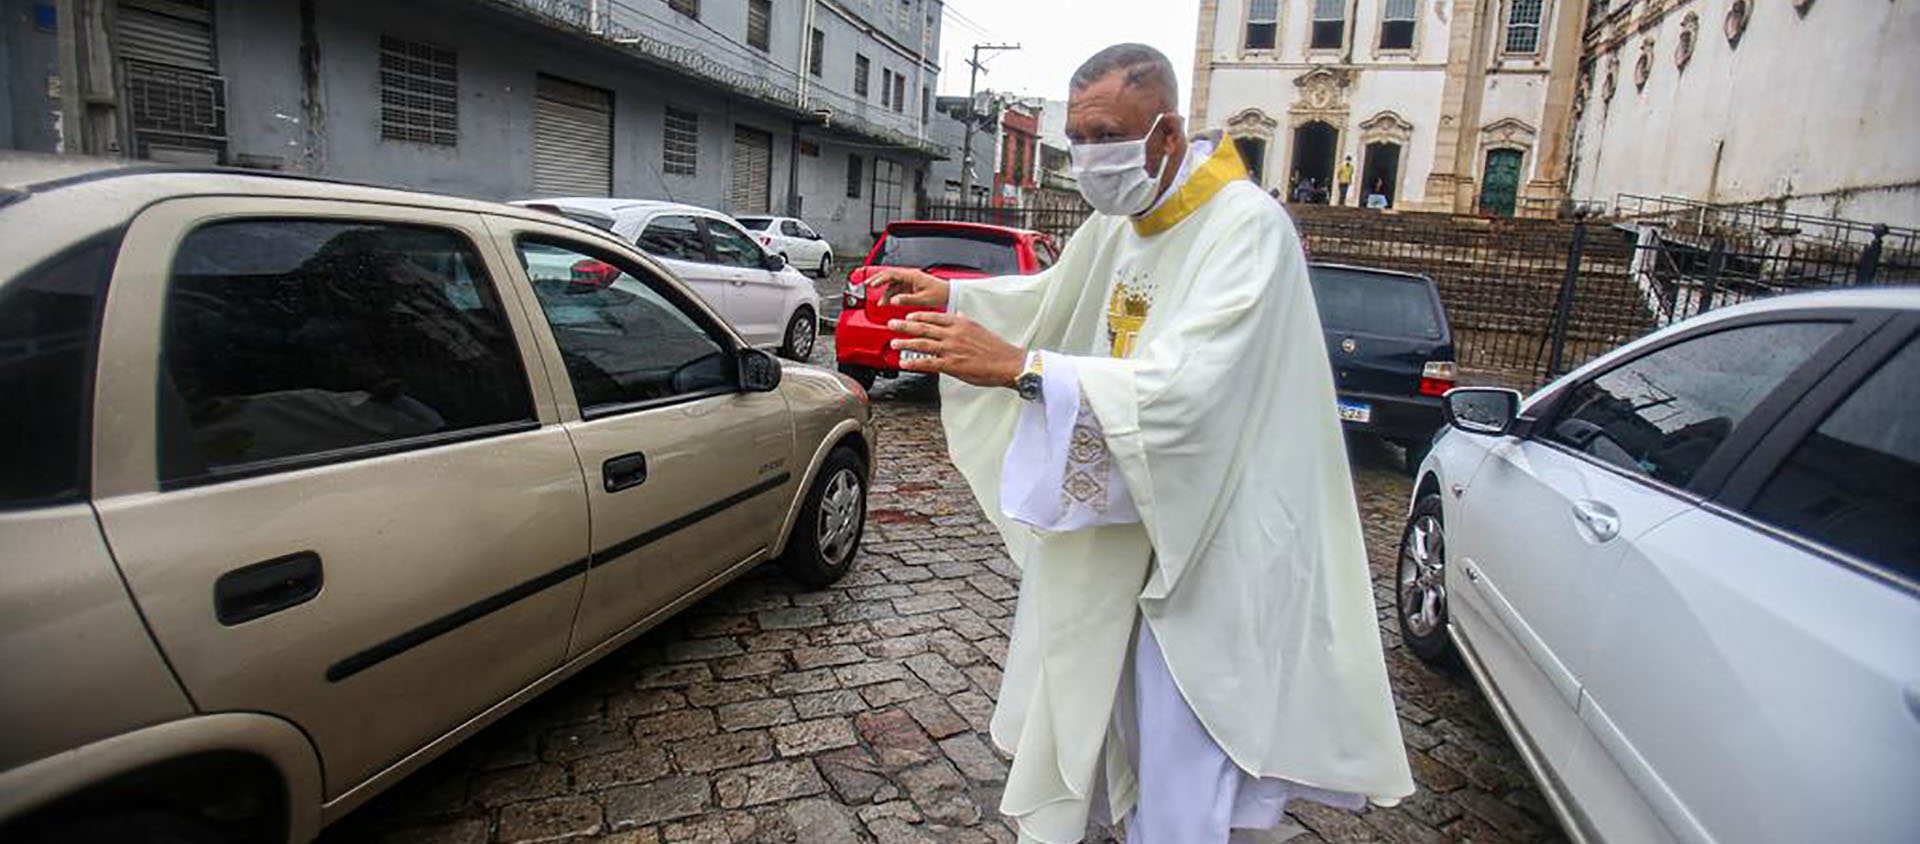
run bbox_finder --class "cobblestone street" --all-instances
[321,350,1567,844]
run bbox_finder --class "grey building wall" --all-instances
[4,0,63,153]
[927,96,993,203]
[201,0,931,255]
[6,0,940,255]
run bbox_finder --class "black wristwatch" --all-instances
[1015,352,1044,402]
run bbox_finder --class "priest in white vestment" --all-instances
[869,44,1415,843]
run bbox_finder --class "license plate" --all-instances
[1337,400,1372,423]
[899,349,933,364]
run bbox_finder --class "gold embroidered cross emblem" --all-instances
[1107,282,1151,358]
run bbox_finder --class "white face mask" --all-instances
[1071,113,1171,217]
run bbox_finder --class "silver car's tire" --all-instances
[779,448,866,588]
[818,253,833,278]
[1396,491,1457,666]
[780,308,817,361]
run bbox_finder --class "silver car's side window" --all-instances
[517,239,733,415]
[160,219,535,485]
[1748,338,1920,581]
[1542,321,1844,488]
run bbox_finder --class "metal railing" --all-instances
[923,201,1094,244]
[123,58,227,154]
[921,201,1907,392]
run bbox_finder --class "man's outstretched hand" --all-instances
[888,312,1026,389]
[865,268,951,310]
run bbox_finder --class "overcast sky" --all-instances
[934,0,1202,109]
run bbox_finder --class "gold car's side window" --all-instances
[159,219,534,485]
[516,239,734,415]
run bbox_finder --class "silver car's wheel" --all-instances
[781,308,816,361]
[818,253,833,278]
[1396,492,1457,665]
[816,467,863,565]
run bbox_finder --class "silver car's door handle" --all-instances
[1572,499,1621,542]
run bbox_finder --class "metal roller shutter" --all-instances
[533,75,613,197]
[730,126,773,214]
[117,0,216,71]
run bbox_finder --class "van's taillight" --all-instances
[843,281,866,310]
[570,259,621,287]
[1418,360,1457,397]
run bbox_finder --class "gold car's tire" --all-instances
[780,448,866,588]
[34,813,222,844]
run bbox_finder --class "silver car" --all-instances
[1401,288,1920,844]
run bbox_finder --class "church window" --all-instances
[1506,0,1545,54]
[1245,0,1279,50]
[1311,0,1346,50]
[1380,0,1416,50]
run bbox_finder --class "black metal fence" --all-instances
[922,201,1093,244]
[924,201,1913,392]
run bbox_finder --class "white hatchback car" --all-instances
[1401,288,1919,844]
[514,199,821,361]
[736,215,835,279]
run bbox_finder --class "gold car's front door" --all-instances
[90,199,591,799]
[497,228,795,657]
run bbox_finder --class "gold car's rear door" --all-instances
[90,197,590,798]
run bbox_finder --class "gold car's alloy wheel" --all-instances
[816,467,863,565]
[1399,513,1447,638]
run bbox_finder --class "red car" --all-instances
[835,221,1058,389]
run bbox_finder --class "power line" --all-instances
[940,3,996,40]
[941,1,996,39]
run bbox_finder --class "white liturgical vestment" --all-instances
[938,134,1414,843]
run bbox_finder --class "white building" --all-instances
[1567,1,1920,228]
[1189,0,1585,215]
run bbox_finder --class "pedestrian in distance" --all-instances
[861,42,1413,844]
[1338,154,1354,205]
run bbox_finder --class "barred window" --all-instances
[854,54,871,98]
[846,154,864,199]
[747,0,771,51]
[379,36,458,146]
[1312,0,1345,49]
[1381,0,1416,49]
[668,0,699,19]
[809,29,824,77]
[881,69,894,108]
[1245,0,1278,50]
[892,74,906,114]
[663,106,699,176]
[1506,0,1544,53]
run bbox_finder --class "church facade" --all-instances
[1567,1,1918,228]
[1189,0,1586,216]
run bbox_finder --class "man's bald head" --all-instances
[1070,43,1179,115]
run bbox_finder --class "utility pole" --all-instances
[959,43,1019,206]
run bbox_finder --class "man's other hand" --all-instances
[888,312,1025,388]
[866,268,951,310]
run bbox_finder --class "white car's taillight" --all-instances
[1419,360,1458,397]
